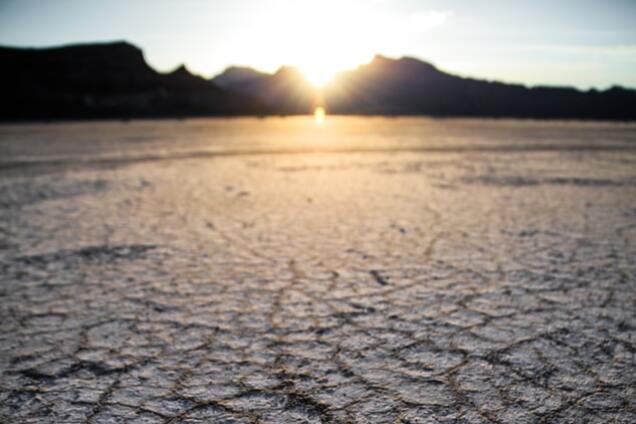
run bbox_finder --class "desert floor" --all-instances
[1,117,635,423]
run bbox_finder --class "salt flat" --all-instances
[1,117,635,423]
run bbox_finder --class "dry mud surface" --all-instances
[1,118,635,423]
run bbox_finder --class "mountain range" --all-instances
[0,42,264,120]
[1,41,635,121]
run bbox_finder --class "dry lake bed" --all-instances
[1,117,635,423]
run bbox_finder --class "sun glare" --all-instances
[235,1,380,88]
[314,106,326,124]
[302,67,336,87]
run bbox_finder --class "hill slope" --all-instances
[212,66,317,114]
[2,41,635,120]
[0,41,265,120]
[322,55,636,119]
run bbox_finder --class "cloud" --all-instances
[409,10,453,32]
[524,44,636,56]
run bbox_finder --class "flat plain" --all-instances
[1,117,635,423]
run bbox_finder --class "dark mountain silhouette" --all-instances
[1,41,635,121]
[212,66,268,89]
[323,55,636,119]
[213,65,317,114]
[0,41,266,120]
[215,54,636,120]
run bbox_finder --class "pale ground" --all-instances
[1,117,635,423]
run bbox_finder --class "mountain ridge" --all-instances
[212,52,636,119]
[2,40,635,120]
[0,41,266,120]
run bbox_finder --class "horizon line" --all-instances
[1,38,634,92]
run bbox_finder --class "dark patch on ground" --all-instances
[0,179,108,208]
[463,175,636,187]
[5,244,157,271]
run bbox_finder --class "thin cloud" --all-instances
[524,44,636,56]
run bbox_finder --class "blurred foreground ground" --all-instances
[1,117,635,423]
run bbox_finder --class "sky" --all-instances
[1,0,635,89]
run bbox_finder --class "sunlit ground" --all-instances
[314,106,326,124]
[1,117,636,422]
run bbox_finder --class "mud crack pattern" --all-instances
[1,119,635,423]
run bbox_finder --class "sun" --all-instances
[236,1,380,88]
[297,54,350,87]
[302,66,336,87]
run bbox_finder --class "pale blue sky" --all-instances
[1,0,635,88]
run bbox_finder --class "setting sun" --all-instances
[302,67,336,87]
[232,1,378,88]
[301,69,334,87]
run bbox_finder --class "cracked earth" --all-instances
[1,118,635,423]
